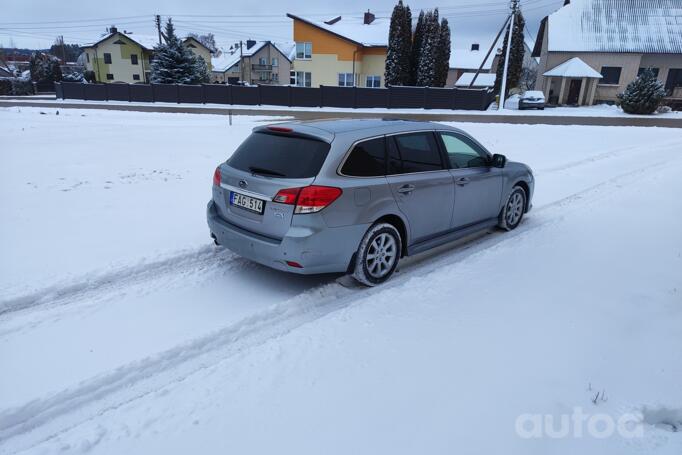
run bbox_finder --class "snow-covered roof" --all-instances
[276,42,297,61]
[211,41,296,73]
[122,34,162,50]
[287,13,389,47]
[211,52,241,73]
[547,0,682,53]
[455,72,496,87]
[543,57,603,78]
[449,47,495,70]
[82,32,211,52]
[82,32,160,50]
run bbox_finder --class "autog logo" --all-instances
[515,408,644,439]
[238,179,248,189]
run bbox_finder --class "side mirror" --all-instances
[491,154,507,168]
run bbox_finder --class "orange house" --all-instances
[287,12,388,88]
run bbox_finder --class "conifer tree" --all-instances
[494,12,525,96]
[618,68,666,115]
[434,18,451,87]
[29,52,62,83]
[151,18,210,84]
[385,1,412,86]
[409,11,425,86]
[416,9,440,87]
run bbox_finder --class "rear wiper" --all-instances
[249,166,285,177]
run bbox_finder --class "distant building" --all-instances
[447,42,495,87]
[212,40,295,85]
[447,39,537,88]
[286,12,388,88]
[81,27,213,84]
[533,0,682,105]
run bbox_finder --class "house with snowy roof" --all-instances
[81,27,213,84]
[533,0,682,106]
[211,40,295,85]
[446,39,537,88]
[286,11,388,88]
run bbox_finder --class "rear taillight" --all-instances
[267,126,293,133]
[273,185,342,214]
[213,167,221,186]
[273,187,300,204]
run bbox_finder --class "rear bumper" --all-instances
[207,200,368,275]
[519,100,545,109]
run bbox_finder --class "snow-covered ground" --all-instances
[4,96,682,119]
[1,107,681,454]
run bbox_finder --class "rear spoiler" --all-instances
[253,124,335,143]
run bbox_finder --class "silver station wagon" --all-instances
[207,119,534,286]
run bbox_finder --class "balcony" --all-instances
[252,64,273,71]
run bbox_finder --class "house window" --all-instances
[366,75,381,88]
[638,67,659,78]
[131,54,138,65]
[272,72,279,81]
[666,68,682,93]
[600,66,622,85]
[290,71,311,87]
[133,74,140,80]
[296,42,312,59]
[338,73,354,87]
[259,57,267,65]
[86,53,90,63]
[106,73,114,80]
[103,53,112,64]
[272,57,278,67]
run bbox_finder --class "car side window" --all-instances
[388,132,444,174]
[439,132,490,169]
[341,137,386,176]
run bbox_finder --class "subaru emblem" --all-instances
[238,179,248,189]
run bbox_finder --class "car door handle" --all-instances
[456,177,471,186]
[397,184,415,194]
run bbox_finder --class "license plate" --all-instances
[230,191,264,214]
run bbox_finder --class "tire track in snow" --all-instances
[533,139,682,175]
[1,153,678,453]
[0,246,236,318]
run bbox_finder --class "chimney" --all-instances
[471,43,480,51]
[324,16,342,25]
[246,39,257,49]
[109,26,118,34]
[363,10,375,25]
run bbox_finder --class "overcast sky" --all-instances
[1,0,563,50]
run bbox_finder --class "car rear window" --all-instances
[227,132,331,179]
[341,137,386,176]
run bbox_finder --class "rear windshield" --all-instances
[227,132,331,179]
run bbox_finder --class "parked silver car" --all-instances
[519,90,546,110]
[207,119,534,286]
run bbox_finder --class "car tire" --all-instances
[352,223,402,287]
[498,186,527,231]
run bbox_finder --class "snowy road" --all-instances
[1,107,681,454]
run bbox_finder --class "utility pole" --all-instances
[499,0,518,110]
[239,40,244,83]
[155,15,162,45]
[59,35,66,64]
